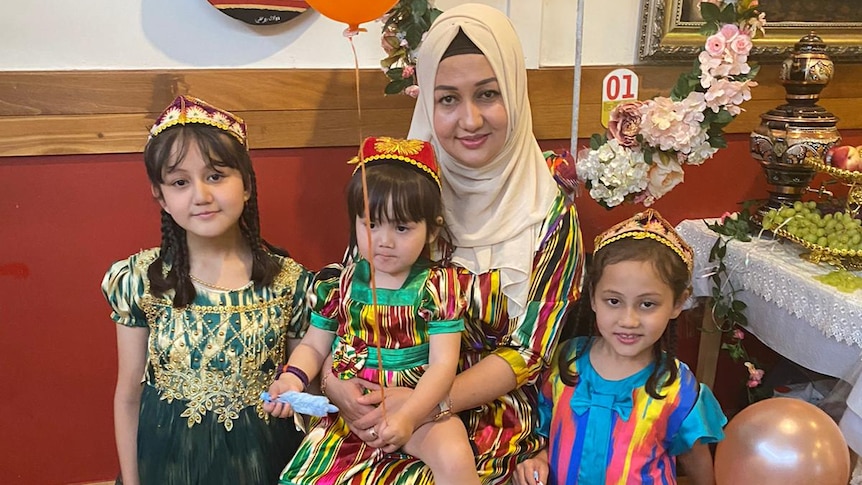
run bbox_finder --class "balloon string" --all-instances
[348,35,387,419]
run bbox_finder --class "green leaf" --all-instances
[384,79,412,95]
[643,146,654,164]
[708,133,727,149]
[429,8,442,24]
[590,133,606,150]
[700,2,721,22]
[385,67,404,81]
[410,0,427,14]
[699,21,720,37]
[714,109,734,125]
[719,4,738,24]
[670,73,698,101]
[747,63,760,79]
[404,25,423,46]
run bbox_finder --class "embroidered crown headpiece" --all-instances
[594,209,693,273]
[149,95,248,148]
[349,136,441,190]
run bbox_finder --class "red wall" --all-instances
[1,133,857,484]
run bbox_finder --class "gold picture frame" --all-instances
[638,0,862,62]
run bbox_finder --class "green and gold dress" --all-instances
[102,248,312,485]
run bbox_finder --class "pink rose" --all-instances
[744,361,765,388]
[646,154,685,202]
[720,211,739,223]
[730,32,753,56]
[404,85,420,98]
[733,328,745,340]
[705,34,726,57]
[401,65,415,79]
[607,101,644,148]
[720,23,740,41]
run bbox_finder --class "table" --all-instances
[676,219,862,455]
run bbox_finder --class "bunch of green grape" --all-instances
[814,270,862,293]
[761,201,862,253]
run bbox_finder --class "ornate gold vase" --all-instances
[750,33,841,210]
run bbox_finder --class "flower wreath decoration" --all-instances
[576,0,766,208]
[380,0,442,97]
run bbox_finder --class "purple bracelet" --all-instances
[276,364,309,391]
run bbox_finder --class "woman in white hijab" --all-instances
[321,4,585,484]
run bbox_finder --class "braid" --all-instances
[148,210,176,298]
[242,169,281,287]
[172,220,196,307]
[143,125,280,305]
[148,210,196,308]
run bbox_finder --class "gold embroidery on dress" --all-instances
[136,250,304,430]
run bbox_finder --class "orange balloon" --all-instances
[715,398,850,485]
[305,0,398,31]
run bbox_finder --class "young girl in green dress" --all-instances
[265,137,480,485]
[102,95,311,485]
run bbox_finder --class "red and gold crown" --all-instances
[149,95,247,148]
[349,137,441,190]
[594,209,693,273]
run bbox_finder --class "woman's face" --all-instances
[432,54,508,169]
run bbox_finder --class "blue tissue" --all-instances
[261,391,339,417]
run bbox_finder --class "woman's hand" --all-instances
[356,389,422,453]
[324,373,380,438]
[353,386,420,429]
[513,449,549,485]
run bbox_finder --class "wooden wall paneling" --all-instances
[2,64,862,157]
[0,70,414,115]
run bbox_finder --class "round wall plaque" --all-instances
[208,0,309,25]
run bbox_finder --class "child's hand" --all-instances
[263,375,303,418]
[376,411,417,453]
[513,450,548,485]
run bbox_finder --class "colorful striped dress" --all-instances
[101,248,312,485]
[539,338,727,485]
[295,188,584,484]
[280,258,466,484]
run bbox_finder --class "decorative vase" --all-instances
[750,32,841,211]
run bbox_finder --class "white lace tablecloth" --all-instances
[676,219,862,378]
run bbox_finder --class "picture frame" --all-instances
[638,0,862,62]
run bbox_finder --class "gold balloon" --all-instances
[715,397,850,485]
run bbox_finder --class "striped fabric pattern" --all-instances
[540,338,725,484]
[295,187,584,484]
[281,259,465,484]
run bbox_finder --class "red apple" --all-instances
[826,145,862,171]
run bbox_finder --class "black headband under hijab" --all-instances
[441,29,483,59]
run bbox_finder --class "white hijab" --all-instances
[408,3,557,317]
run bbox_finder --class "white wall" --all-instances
[0,0,642,71]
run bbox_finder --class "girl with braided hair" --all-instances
[101,96,311,485]
[514,210,727,485]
